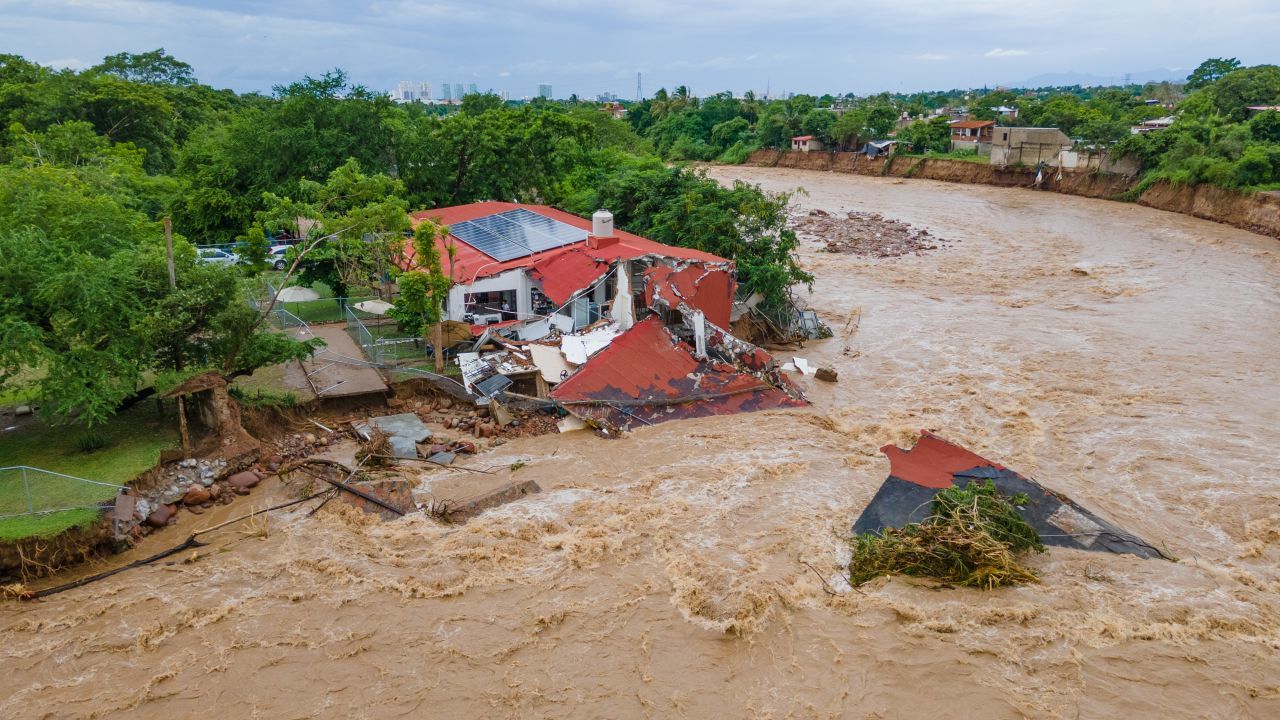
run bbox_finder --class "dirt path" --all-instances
[2,168,1278,719]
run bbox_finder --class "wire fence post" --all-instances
[22,466,33,514]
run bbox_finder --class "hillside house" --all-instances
[791,135,822,152]
[1131,116,1175,134]
[989,126,1073,167]
[949,120,995,153]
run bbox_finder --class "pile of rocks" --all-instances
[791,209,951,258]
[125,458,267,538]
[272,430,333,460]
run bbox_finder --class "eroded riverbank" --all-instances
[2,167,1278,719]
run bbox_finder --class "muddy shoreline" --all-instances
[3,169,1278,718]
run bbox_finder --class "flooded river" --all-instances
[3,168,1279,718]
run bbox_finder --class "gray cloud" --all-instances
[1,0,1277,97]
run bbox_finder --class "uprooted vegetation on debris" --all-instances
[848,480,1045,590]
[790,209,952,257]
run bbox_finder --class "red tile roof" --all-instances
[530,248,609,305]
[406,202,727,284]
[643,264,734,328]
[550,317,806,428]
[949,120,995,129]
[792,135,815,141]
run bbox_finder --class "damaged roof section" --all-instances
[550,317,807,429]
[644,264,735,328]
[854,431,1164,558]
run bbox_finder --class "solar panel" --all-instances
[449,220,531,262]
[449,208,589,262]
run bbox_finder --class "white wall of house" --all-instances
[447,268,532,322]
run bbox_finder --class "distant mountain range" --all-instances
[1012,68,1187,88]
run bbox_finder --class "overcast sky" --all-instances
[2,0,1277,98]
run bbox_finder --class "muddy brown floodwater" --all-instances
[4,167,1280,719]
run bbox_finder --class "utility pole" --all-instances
[164,217,190,452]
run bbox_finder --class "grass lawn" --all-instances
[0,404,179,541]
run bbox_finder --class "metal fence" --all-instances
[0,466,126,519]
[343,305,424,366]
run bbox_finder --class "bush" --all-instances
[74,431,109,453]
[849,480,1045,589]
[717,140,758,165]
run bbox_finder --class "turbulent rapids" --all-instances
[3,167,1279,719]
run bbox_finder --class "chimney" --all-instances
[587,209,619,249]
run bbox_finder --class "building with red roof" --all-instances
[791,135,822,152]
[403,202,810,430]
[949,119,995,152]
[406,202,735,331]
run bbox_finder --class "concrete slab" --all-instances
[288,323,389,398]
[427,451,456,465]
[356,413,432,443]
[388,436,419,459]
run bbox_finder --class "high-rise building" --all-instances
[538,83,552,99]
[440,82,451,102]
[467,83,478,96]
[392,81,416,102]
[454,83,464,100]
[391,81,432,103]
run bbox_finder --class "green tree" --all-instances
[91,49,196,86]
[1211,65,1280,122]
[390,221,454,370]
[234,224,271,274]
[1185,57,1242,91]
[865,105,899,138]
[1249,109,1280,143]
[257,158,411,299]
[831,109,868,149]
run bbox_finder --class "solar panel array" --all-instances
[450,208,589,262]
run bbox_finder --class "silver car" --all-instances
[197,247,239,266]
[268,244,293,270]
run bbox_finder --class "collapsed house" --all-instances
[853,431,1163,558]
[404,202,808,429]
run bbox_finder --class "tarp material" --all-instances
[852,431,1164,558]
[276,286,320,302]
[551,317,807,429]
[353,299,394,315]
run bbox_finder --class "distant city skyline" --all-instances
[2,1,1277,98]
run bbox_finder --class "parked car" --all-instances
[268,244,292,270]
[197,247,239,266]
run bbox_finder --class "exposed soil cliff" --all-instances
[1137,183,1280,239]
[746,150,1280,238]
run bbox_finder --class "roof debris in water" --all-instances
[854,431,1167,559]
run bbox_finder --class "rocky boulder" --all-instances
[182,486,211,506]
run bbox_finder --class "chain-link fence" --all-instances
[0,466,126,519]
[344,305,425,366]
